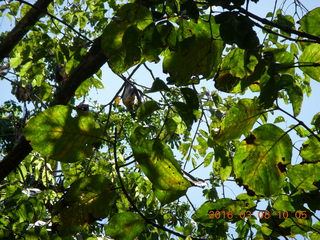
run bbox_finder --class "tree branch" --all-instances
[0,36,107,182]
[17,0,93,43]
[234,6,320,43]
[0,0,53,62]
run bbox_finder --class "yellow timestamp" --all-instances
[208,210,309,220]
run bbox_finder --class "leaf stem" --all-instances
[276,105,320,142]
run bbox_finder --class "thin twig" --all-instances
[233,6,320,43]
[17,0,93,43]
[276,105,320,142]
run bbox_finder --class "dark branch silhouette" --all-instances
[0,0,53,61]
[0,37,107,183]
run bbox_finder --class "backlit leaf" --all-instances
[54,175,117,235]
[136,100,160,121]
[105,212,145,240]
[213,98,261,144]
[299,44,320,82]
[101,3,153,74]
[234,124,292,196]
[300,136,320,162]
[163,18,224,85]
[24,105,101,162]
[192,198,255,226]
[130,135,191,204]
[299,8,320,37]
[146,78,170,93]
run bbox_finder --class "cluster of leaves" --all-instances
[1,0,320,239]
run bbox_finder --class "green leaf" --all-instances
[214,49,259,93]
[204,152,214,167]
[280,74,303,116]
[223,48,258,78]
[272,197,296,212]
[213,145,232,181]
[164,118,177,135]
[123,25,142,66]
[130,136,192,204]
[181,87,199,110]
[116,3,153,30]
[213,98,261,144]
[146,78,170,93]
[141,23,164,62]
[75,77,104,98]
[192,198,255,226]
[10,53,23,68]
[136,100,160,121]
[300,136,320,162]
[24,105,101,162]
[234,124,292,196]
[214,71,242,93]
[311,112,320,130]
[163,18,224,85]
[54,175,117,235]
[173,102,196,130]
[299,44,320,82]
[105,212,145,240]
[274,116,285,123]
[276,11,295,36]
[101,21,131,74]
[299,8,320,37]
[101,3,153,74]
[215,13,259,50]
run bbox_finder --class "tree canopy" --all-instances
[0,0,320,239]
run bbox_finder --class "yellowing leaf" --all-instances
[130,134,191,204]
[300,135,320,162]
[213,98,261,144]
[24,105,101,162]
[105,212,145,240]
[287,163,320,191]
[299,44,320,81]
[234,124,292,196]
[54,175,117,235]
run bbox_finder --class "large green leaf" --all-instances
[234,124,292,196]
[105,212,145,240]
[24,105,101,162]
[299,8,320,37]
[287,163,320,191]
[215,13,259,50]
[181,87,199,110]
[214,48,259,93]
[145,78,170,93]
[53,175,117,235]
[213,145,232,181]
[282,75,303,117]
[141,23,165,62]
[212,98,261,144]
[299,44,320,81]
[136,100,160,121]
[173,102,196,130]
[101,21,130,74]
[163,18,224,85]
[300,136,320,162]
[192,198,255,227]
[101,3,153,74]
[130,133,191,204]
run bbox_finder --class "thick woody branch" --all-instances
[0,36,108,182]
[0,0,53,61]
